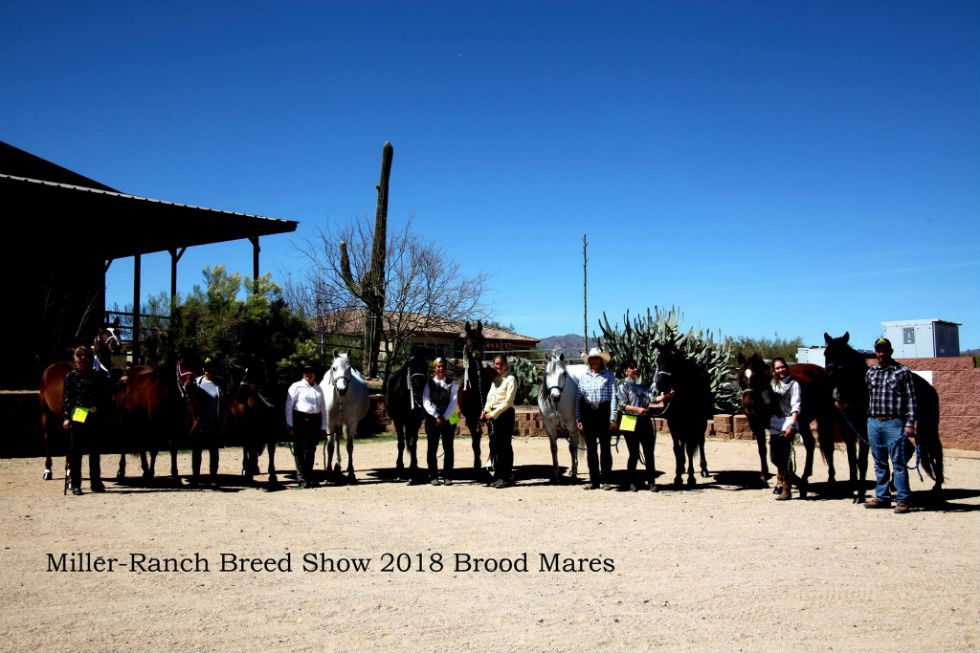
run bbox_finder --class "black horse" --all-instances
[455,321,496,473]
[653,342,712,486]
[385,351,428,482]
[823,332,943,499]
[736,352,842,497]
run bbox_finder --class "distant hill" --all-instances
[537,334,595,354]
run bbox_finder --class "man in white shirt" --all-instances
[285,365,327,488]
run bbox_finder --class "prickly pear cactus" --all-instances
[506,356,540,406]
[596,306,738,413]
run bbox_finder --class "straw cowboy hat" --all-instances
[581,347,611,363]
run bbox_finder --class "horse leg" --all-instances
[698,430,709,477]
[798,426,815,499]
[686,437,698,486]
[548,432,560,484]
[267,437,279,487]
[468,418,483,470]
[117,452,127,479]
[407,419,421,483]
[754,425,769,483]
[844,436,861,503]
[394,422,406,478]
[42,413,54,480]
[672,434,685,486]
[326,433,336,480]
[345,426,356,483]
[169,440,180,485]
[858,438,871,501]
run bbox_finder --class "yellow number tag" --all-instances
[619,414,637,432]
[71,407,90,424]
[448,411,460,426]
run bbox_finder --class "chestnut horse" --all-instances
[114,364,186,482]
[736,352,841,496]
[455,321,497,474]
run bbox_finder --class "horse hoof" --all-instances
[347,473,358,483]
[700,470,710,478]
[43,470,52,481]
[673,476,683,486]
[687,476,696,487]
[853,495,865,505]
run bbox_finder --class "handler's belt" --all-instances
[583,400,610,410]
[872,415,899,421]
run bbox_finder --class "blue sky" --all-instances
[3,1,978,349]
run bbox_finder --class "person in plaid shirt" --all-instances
[864,337,917,513]
[575,348,618,490]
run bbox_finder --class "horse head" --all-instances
[543,348,568,409]
[326,350,354,396]
[404,351,427,409]
[462,320,486,362]
[736,352,770,418]
[651,341,681,393]
[823,331,857,383]
[94,320,122,359]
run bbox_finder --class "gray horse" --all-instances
[320,351,370,482]
[537,348,586,483]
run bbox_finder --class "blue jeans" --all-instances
[867,418,910,504]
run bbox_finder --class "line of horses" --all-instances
[36,324,945,501]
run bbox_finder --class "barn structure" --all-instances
[0,140,297,390]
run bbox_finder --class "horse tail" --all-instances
[815,410,838,466]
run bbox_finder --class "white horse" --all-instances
[320,351,370,482]
[537,349,587,483]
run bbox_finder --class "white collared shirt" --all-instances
[285,379,327,430]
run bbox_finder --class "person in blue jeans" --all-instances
[864,337,917,514]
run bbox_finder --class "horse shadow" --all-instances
[110,473,248,493]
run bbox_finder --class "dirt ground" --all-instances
[1,436,978,653]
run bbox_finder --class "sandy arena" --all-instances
[2,436,978,653]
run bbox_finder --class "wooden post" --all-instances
[132,253,141,364]
[582,234,588,354]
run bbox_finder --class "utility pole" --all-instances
[582,234,588,355]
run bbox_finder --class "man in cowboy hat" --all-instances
[575,347,619,490]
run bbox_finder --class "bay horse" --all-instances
[320,351,370,482]
[536,348,585,483]
[652,342,712,486]
[736,352,841,496]
[385,351,427,482]
[823,332,943,499]
[455,321,497,474]
[37,326,122,481]
[114,364,185,482]
[226,367,282,488]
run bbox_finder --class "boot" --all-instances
[774,476,792,501]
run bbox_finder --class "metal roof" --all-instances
[1,141,297,260]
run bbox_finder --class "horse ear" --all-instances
[112,317,121,328]
[559,353,564,361]
[476,320,483,333]
[464,321,471,333]
[333,349,340,359]
[842,331,849,344]
[823,333,833,345]
[736,352,745,365]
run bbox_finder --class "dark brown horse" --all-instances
[823,332,943,499]
[736,352,841,496]
[385,351,428,482]
[37,326,122,480]
[455,321,497,473]
[225,367,282,488]
[652,341,712,486]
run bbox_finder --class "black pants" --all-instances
[192,427,220,479]
[425,415,455,479]
[623,416,656,486]
[488,408,515,481]
[769,431,792,475]
[581,402,613,487]
[67,418,101,489]
[293,411,321,482]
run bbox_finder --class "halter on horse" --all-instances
[455,321,497,474]
[536,347,585,483]
[320,351,370,483]
[385,351,427,482]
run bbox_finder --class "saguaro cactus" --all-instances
[340,141,393,377]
